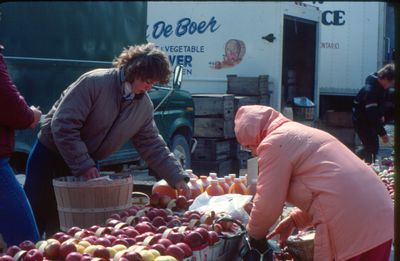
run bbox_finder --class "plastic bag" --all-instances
[189,193,252,225]
[293,96,314,107]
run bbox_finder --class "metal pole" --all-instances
[394,3,400,261]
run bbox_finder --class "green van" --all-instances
[0,2,195,173]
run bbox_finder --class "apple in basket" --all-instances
[59,241,77,261]
[121,251,143,261]
[208,231,220,246]
[19,240,36,251]
[165,245,185,261]
[0,255,14,261]
[183,231,204,249]
[65,252,83,261]
[43,240,61,260]
[5,245,21,257]
[135,222,154,234]
[24,249,43,261]
[175,242,192,258]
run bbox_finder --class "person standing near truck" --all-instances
[352,63,395,163]
[24,43,190,237]
[0,44,42,247]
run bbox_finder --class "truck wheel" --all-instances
[171,134,191,169]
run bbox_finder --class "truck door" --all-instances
[281,16,318,114]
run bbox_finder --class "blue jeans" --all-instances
[24,140,71,237]
[0,157,39,247]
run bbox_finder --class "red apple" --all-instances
[106,218,121,227]
[134,222,153,234]
[157,238,173,249]
[43,241,60,260]
[175,242,192,257]
[175,195,188,210]
[19,240,36,251]
[6,245,21,257]
[166,231,184,245]
[122,251,143,261]
[208,231,220,246]
[151,216,166,227]
[112,238,129,247]
[165,245,185,261]
[151,244,166,255]
[67,226,82,236]
[155,225,168,234]
[80,254,92,261]
[51,232,67,241]
[24,249,43,261]
[88,225,100,232]
[94,237,112,247]
[58,234,72,243]
[194,227,209,244]
[166,219,181,228]
[92,246,110,259]
[183,231,204,249]
[109,213,121,221]
[124,237,136,246]
[65,252,82,261]
[0,255,13,261]
[154,209,168,218]
[104,234,117,244]
[149,192,161,207]
[59,242,77,260]
[123,227,140,238]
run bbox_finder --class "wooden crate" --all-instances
[227,74,269,96]
[192,138,237,161]
[323,111,353,128]
[234,95,270,113]
[192,93,235,120]
[192,159,238,177]
[194,117,235,138]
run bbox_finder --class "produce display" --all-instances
[372,155,395,201]
[0,202,243,261]
[1,158,395,261]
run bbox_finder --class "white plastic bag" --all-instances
[189,193,253,225]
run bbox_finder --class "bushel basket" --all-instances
[53,174,133,231]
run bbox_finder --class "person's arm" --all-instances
[131,114,190,189]
[0,54,36,129]
[51,76,97,177]
[246,141,293,240]
[363,88,387,137]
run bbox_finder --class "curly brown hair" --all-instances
[112,43,171,84]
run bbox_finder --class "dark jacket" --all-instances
[0,53,34,157]
[352,73,387,137]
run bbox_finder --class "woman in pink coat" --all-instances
[235,105,393,260]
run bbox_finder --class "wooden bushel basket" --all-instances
[53,174,133,232]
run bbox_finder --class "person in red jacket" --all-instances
[0,45,42,248]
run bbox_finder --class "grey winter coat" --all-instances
[39,67,188,186]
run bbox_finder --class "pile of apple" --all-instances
[0,205,242,261]
[375,156,395,201]
[148,193,192,212]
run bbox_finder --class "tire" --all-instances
[170,134,191,169]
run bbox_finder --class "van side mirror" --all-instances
[173,65,183,89]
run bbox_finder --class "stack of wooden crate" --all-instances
[227,74,271,170]
[191,93,239,177]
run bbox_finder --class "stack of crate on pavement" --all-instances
[191,93,238,177]
[226,74,271,170]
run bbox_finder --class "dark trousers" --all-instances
[0,157,39,247]
[354,125,379,164]
[24,140,70,237]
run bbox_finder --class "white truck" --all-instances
[147,1,395,117]
[147,1,322,114]
[308,1,395,115]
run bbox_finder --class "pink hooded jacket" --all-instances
[234,105,393,261]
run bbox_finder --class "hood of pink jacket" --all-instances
[234,105,290,148]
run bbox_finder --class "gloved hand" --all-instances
[249,237,271,254]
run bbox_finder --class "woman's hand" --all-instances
[29,105,42,129]
[175,179,191,199]
[82,167,100,179]
[266,216,296,247]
